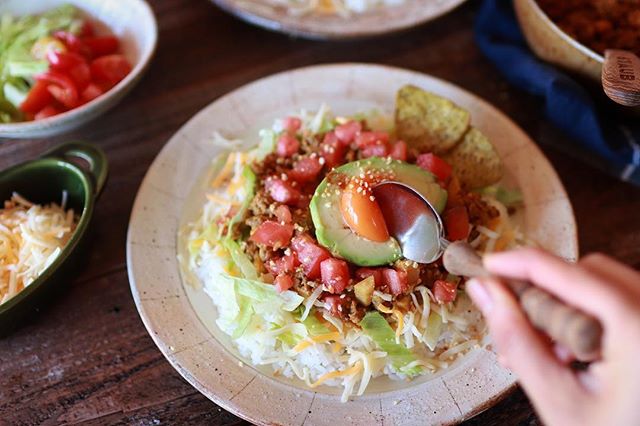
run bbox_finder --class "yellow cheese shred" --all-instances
[293,332,341,353]
[393,309,404,338]
[309,362,362,388]
[206,193,240,206]
[210,154,236,188]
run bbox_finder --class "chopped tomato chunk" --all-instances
[275,274,295,293]
[53,31,91,57]
[355,268,384,287]
[81,83,104,102]
[433,280,457,304]
[276,133,299,157]
[289,157,323,183]
[265,178,301,205]
[444,206,470,241]
[90,54,131,87]
[250,221,294,248]
[20,80,53,114]
[46,50,85,70]
[382,268,409,296]
[84,36,119,57]
[320,258,350,294]
[389,141,407,161]
[360,141,389,159]
[355,131,389,148]
[266,252,300,275]
[274,205,292,223]
[291,234,331,280]
[323,294,348,317]
[320,131,347,169]
[334,120,362,145]
[38,71,79,109]
[34,105,61,120]
[282,116,301,134]
[416,153,452,182]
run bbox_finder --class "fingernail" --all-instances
[466,279,494,314]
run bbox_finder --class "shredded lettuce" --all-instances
[222,239,258,280]
[223,275,304,312]
[480,185,523,208]
[226,165,256,237]
[255,129,277,160]
[302,309,331,336]
[232,296,254,338]
[360,312,422,376]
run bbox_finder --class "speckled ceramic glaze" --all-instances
[127,64,578,425]
[210,0,467,40]
[0,0,157,139]
[514,0,603,81]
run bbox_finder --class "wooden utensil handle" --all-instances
[443,242,602,360]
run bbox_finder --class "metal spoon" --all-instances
[373,181,448,264]
[372,181,602,360]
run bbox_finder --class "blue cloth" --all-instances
[475,0,640,185]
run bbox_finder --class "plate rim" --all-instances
[127,62,578,425]
[210,0,468,40]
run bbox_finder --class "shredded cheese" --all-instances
[392,309,404,339]
[293,331,341,353]
[206,193,240,206]
[0,193,76,304]
[210,153,236,188]
[308,362,362,388]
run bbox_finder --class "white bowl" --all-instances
[0,0,157,139]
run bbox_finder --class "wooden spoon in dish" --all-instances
[602,49,640,107]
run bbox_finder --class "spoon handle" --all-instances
[443,242,602,361]
[602,49,640,107]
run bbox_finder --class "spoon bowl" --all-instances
[373,181,448,264]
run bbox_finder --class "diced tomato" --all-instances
[84,36,119,57]
[46,50,85,70]
[283,116,302,134]
[34,105,61,120]
[334,120,362,145]
[320,131,347,169]
[81,83,104,103]
[444,206,470,241]
[446,176,464,208]
[276,133,299,157]
[20,80,53,114]
[289,157,323,183]
[355,268,384,287]
[266,252,300,275]
[275,274,295,293]
[274,205,292,223]
[53,31,91,57]
[79,21,95,38]
[90,54,131,87]
[250,221,294,248]
[355,131,389,148]
[320,258,350,294]
[382,268,409,296]
[265,178,301,205]
[433,280,458,304]
[291,234,331,280]
[37,71,79,109]
[360,141,389,158]
[416,153,453,182]
[323,294,347,317]
[389,141,407,161]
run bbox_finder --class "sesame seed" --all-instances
[281,173,288,180]
[369,195,375,202]
[319,157,326,165]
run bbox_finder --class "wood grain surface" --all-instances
[1,0,639,425]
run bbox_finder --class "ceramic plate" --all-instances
[211,0,468,40]
[127,63,578,425]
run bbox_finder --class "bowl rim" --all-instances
[0,157,95,316]
[0,0,158,132]
[525,0,604,64]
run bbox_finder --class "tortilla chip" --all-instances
[443,127,503,189]
[395,85,470,154]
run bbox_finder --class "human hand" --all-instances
[466,248,640,426]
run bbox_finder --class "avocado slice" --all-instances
[310,157,447,266]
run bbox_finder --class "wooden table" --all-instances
[1,1,639,424]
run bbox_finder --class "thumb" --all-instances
[466,278,585,416]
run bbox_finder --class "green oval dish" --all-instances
[0,142,108,335]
